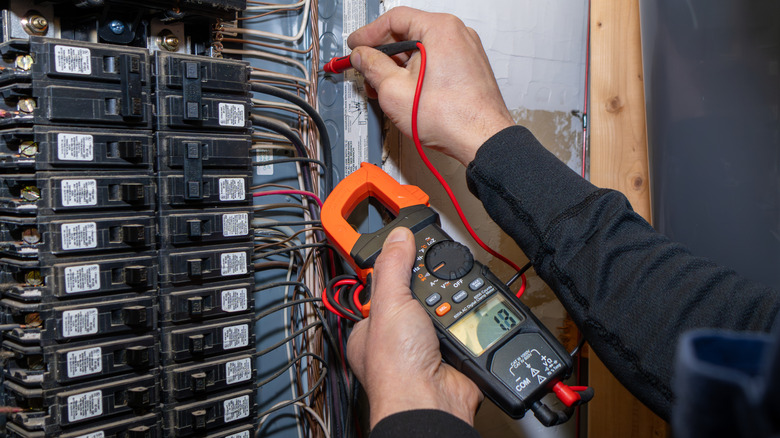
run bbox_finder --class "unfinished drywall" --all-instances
[377,1,589,436]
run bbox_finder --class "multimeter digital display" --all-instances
[322,163,583,422]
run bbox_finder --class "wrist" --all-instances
[367,381,477,428]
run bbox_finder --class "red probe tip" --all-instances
[323,55,353,74]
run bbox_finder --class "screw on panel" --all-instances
[14,55,34,71]
[22,13,48,35]
[108,19,126,35]
[24,271,43,287]
[17,98,36,114]
[157,30,180,52]
[19,141,38,157]
[20,186,40,202]
[21,228,40,245]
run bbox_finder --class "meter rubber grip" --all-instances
[322,162,430,279]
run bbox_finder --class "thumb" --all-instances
[350,46,407,93]
[369,227,416,316]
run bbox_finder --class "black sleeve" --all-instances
[370,409,481,438]
[465,125,780,420]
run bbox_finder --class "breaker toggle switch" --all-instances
[124,265,148,285]
[122,225,146,244]
[189,334,205,354]
[121,183,146,203]
[122,306,147,326]
[127,386,151,409]
[188,296,204,316]
[126,346,151,367]
[191,372,208,393]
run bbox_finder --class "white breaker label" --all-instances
[223,324,249,350]
[223,395,250,423]
[222,212,249,237]
[66,347,102,378]
[225,432,250,438]
[61,222,98,251]
[55,45,92,75]
[62,308,98,338]
[221,288,248,312]
[225,357,252,384]
[221,251,248,276]
[219,178,245,201]
[61,179,97,206]
[342,0,369,175]
[218,103,245,127]
[64,264,101,293]
[58,133,94,161]
[255,149,273,176]
[67,389,102,422]
[75,432,105,438]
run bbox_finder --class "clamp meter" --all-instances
[322,163,590,423]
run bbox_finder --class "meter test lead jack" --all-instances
[322,42,594,426]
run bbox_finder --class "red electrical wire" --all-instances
[411,42,527,296]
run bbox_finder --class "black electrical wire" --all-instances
[251,83,333,195]
[253,351,326,389]
[255,320,323,358]
[570,336,587,357]
[253,242,336,261]
[253,297,322,323]
[255,369,328,435]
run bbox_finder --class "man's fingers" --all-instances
[350,47,407,93]
[347,6,421,49]
[369,228,416,315]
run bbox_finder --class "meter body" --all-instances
[322,163,575,419]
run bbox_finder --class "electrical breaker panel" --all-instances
[0,1,259,437]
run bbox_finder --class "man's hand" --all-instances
[346,227,483,428]
[347,6,515,166]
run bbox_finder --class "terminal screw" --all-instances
[157,30,180,52]
[17,98,36,114]
[25,271,43,287]
[21,228,40,245]
[108,19,125,35]
[20,186,40,202]
[14,55,34,71]
[23,14,48,35]
[19,141,38,157]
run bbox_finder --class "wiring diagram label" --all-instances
[55,45,92,75]
[225,357,252,384]
[221,287,248,312]
[221,251,248,276]
[223,324,249,350]
[61,222,98,251]
[61,179,97,206]
[342,0,369,175]
[66,347,102,378]
[225,432,250,438]
[255,150,273,175]
[224,395,250,423]
[222,212,249,237]
[218,103,246,127]
[219,178,246,201]
[58,133,94,161]
[62,308,98,338]
[67,389,103,422]
[64,264,101,293]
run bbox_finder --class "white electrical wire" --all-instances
[225,0,311,42]
[251,69,311,85]
[258,400,331,438]
[221,48,310,81]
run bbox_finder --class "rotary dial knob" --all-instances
[424,241,474,280]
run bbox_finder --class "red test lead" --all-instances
[323,40,421,74]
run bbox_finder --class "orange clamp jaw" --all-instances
[322,162,430,281]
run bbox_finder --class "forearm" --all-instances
[466,125,780,420]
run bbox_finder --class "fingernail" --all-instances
[385,227,408,244]
[350,51,361,70]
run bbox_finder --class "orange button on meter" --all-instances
[435,302,451,317]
